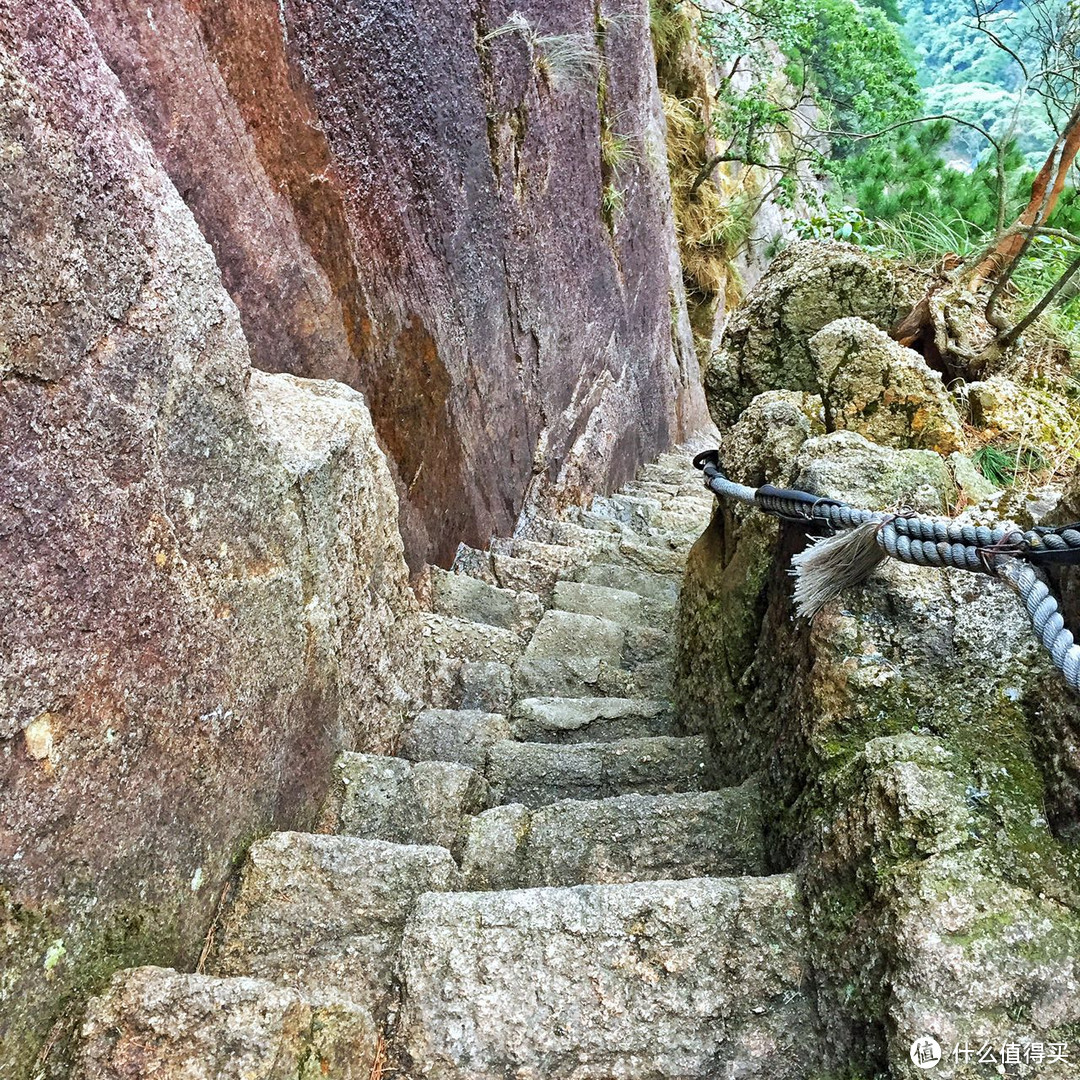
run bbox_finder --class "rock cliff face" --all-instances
[1,1,711,1072]
[678,245,1080,1079]
[78,0,707,571]
[0,7,424,1075]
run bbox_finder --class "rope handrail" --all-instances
[693,448,1080,693]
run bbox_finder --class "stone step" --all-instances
[324,752,491,857]
[422,612,523,664]
[489,551,562,603]
[590,491,664,529]
[486,734,713,807]
[655,449,698,472]
[400,708,511,770]
[396,874,819,1079]
[455,660,513,714]
[430,566,542,636]
[491,536,591,575]
[546,515,696,555]
[623,479,714,506]
[512,655,673,700]
[501,533,686,580]
[522,608,672,670]
[638,461,691,486]
[553,579,675,629]
[73,967,377,1080]
[651,503,710,537]
[509,695,678,742]
[525,609,624,665]
[461,785,764,889]
[449,543,497,585]
[507,656,652,699]
[209,833,460,1019]
[578,560,680,602]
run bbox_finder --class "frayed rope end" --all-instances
[790,519,887,618]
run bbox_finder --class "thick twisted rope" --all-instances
[693,449,1080,693]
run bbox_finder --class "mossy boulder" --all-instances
[810,317,965,454]
[706,241,923,426]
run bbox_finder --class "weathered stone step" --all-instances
[461,785,764,889]
[509,695,677,742]
[552,513,697,554]
[525,609,624,665]
[523,608,673,670]
[552,579,675,629]
[511,655,663,701]
[589,490,711,535]
[577,560,680,602]
[396,874,819,1079]
[654,449,700,473]
[490,536,591,575]
[324,752,491,857]
[400,708,511,770]
[486,734,712,806]
[651,502,711,537]
[623,478,714,505]
[637,461,692,486]
[422,612,522,664]
[455,659,512,713]
[73,966,376,1080]
[496,533,686,580]
[517,521,689,574]
[429,566,541,636]
[588,491,664,530]
[209,832,460,1018]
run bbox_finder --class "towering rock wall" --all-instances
[0,6,425,1075]
[78,0,707,571]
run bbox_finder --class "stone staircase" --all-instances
[72,448,822,1080]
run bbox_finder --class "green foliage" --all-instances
[601,183,625,227]
[835,122,1019,238]
[481,15,602,90]
[789,0,922,133]
[600,128,635,173]
[792,204,882,245]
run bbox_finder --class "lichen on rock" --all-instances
[810,317,965,454]
[705,240,924,426]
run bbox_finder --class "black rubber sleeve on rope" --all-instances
[1026,523,1080,565]
[755,485,846,522]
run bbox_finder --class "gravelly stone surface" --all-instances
[210,833,460,1017]
[397,875,819,1079]
[461,786,764,888]
[509,696,678,743]
[486,735,713,806]
[73,967,376,1080]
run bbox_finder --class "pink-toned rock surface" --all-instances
[81,0,707,570]
[0,6,422,1075]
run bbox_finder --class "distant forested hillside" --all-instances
[896,0,1056,164]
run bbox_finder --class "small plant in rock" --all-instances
[600,127,636,173]
[481,13,602,90]
[602,183,626,228]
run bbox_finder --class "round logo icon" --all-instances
[910,1036,943,1069]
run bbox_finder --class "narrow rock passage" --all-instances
[74,445,823,1080]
